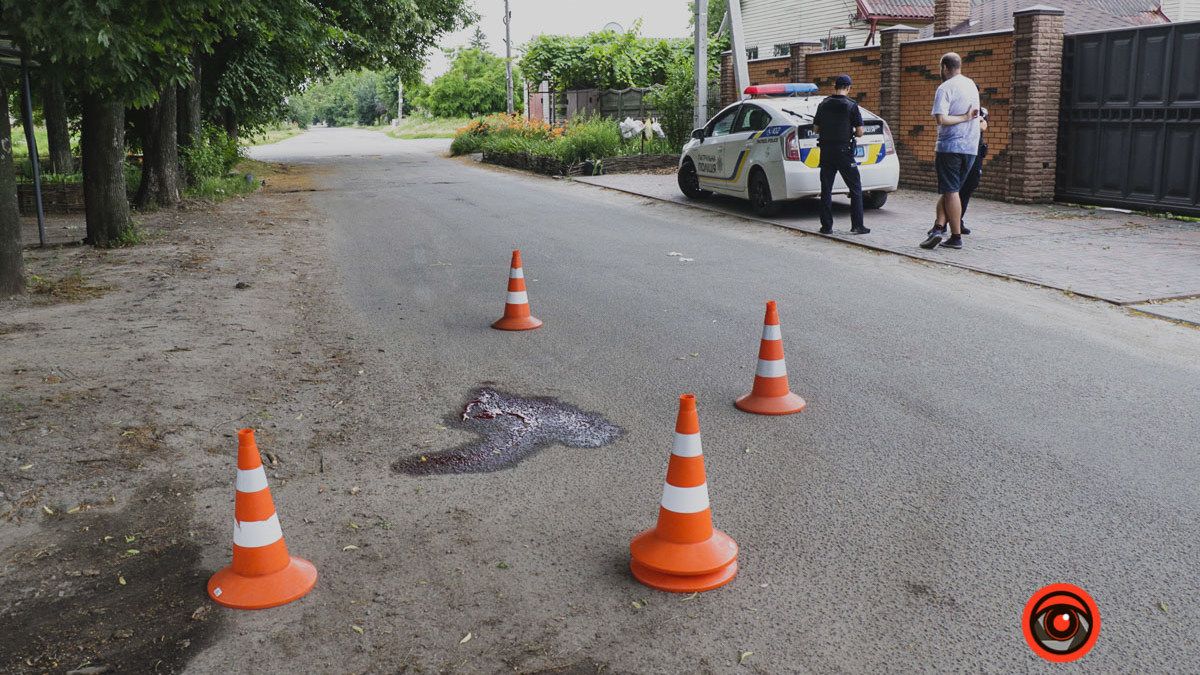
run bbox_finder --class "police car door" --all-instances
[719,105,768,195]
[694,104,742,192]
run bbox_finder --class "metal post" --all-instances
[20,59,46,247]
[727,0,751,99]
[694,0,708,129]
[504,0,514,115]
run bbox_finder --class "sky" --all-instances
[422,0,693,79]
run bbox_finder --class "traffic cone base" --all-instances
[734,391,807,415]
[492,314,543,331]
[630,526,738,578]
[630,557,738,593]
[207,556,317,610]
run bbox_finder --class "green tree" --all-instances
[520,23,687,90]
[1,0,243,244]
[417,47,517,118]
[0,75,22,295]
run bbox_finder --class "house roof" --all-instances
[859,0,1169,33]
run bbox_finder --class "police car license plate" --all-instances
[854,146,865,157]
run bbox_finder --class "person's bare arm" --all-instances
[935,107,979,126]
[980,118,988,132]
[854,126,864,137]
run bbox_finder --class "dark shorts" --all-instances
[935,152,976,194]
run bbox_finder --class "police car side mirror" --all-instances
[691,128,706,141]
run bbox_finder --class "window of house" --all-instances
[746,47,759,60]
[773,44,791,57]
[821,36,847,51]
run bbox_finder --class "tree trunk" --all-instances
[134,87,181,209]
[81,93,130,247]
[177,53,202,148]
[0,78,25,294]
[42,72,74,174]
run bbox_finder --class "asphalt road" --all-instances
[246,128,1200,672]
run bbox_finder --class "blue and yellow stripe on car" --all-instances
[698,130,764,184]
[798,142,887,168]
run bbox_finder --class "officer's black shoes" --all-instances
[850,226,871,235]
[926,223,946,237]
[961,225,972,235]
[819,225,833,234]
[920,231,944,249]
[940,235,963,249]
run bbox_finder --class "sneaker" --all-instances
[850,226,870,235]
[961,225,971,235]
[926,223,946,237]
[819,225,833,234]
[940,235,963,249]
[919,232,943,249]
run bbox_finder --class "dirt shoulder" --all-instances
[0,164,364,673]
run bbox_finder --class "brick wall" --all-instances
[806,46,882,109]
[897,32,1013,197]
[747,56,792,86]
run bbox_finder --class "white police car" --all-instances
[677,83,900,216]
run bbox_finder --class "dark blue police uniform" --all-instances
[813,79,866,233]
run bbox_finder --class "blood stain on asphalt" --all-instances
[393,388,621,475]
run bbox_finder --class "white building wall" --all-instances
[1160,0,1200,21]
[740,0,875,56]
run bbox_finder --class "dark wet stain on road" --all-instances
[394,388,621,475]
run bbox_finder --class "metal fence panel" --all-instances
[1057,21,1200,215]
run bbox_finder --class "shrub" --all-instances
[182,124,242,183]
[647,54,695,150]
[449,113,675,165]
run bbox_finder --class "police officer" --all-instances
[813,74,868,235]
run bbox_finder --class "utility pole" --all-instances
[727,0,750,99]
[693,0,708,130]
[397,79,404,120]
[504,0,514,115]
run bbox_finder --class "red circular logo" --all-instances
[1022,583,1100,662]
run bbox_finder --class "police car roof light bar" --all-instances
[743,83,818,97]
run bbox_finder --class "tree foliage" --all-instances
[520,23,688,90]
[292,70,401,126]
[415,48,517,118]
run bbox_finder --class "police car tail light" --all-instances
[783,129,801,162]
[882,120,896,156]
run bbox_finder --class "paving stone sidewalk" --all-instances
[575,173,1200,321]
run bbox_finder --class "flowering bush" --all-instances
[451,114,671,164]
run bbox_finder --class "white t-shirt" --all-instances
[931,74,981,155]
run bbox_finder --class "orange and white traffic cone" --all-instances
[630,394,738,593]
[735,300,807,415]
[492,249,543,331]
[207,429,317,609]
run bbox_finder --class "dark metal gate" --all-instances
[1057,21,1200,215]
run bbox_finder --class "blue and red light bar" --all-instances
[743,83,818,97]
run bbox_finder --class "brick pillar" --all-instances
[1009,6,1065,203]
[934,0,970,35]
[788,41,822,83]
[720,50,735,107]
[878,25,919,135]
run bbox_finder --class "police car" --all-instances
[677,83,900,216]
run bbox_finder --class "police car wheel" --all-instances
[864,191,888,210]
[677,159,710,199]
[749,171,779,216]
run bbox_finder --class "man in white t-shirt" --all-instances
[920,52,980,250]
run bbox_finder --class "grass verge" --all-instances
[384,117,469,139]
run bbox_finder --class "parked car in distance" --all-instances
[678,83,900,216]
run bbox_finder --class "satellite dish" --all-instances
[602,21,623,32]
